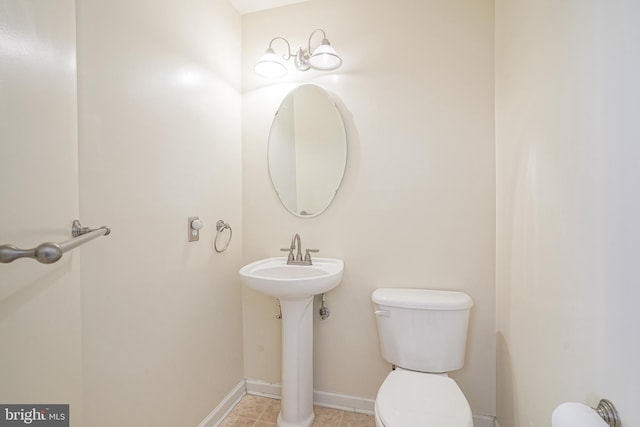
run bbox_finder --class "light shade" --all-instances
[309,40,342,71]
[254,48,287,78]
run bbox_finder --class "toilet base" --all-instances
[374,410,384,427]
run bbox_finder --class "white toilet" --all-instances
[372,288,474,427]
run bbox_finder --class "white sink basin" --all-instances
[239,257,344,300]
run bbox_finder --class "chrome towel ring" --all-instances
[214,220,232,253]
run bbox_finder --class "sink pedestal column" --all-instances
[277,296,314,427]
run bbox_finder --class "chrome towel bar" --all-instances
[0,220,110,264]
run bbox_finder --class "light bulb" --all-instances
[254,48,287,78]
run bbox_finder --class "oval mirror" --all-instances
[268,84,347,217]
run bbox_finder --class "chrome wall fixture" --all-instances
[0,220,110,264]
[595,399,620,427]
[254,29,342,78]
[214,220,232,253]
[319,293,330,320]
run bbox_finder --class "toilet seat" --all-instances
[375,370,473,427]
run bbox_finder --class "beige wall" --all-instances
[495,1,640,426]
[0,0,245,426]
[0,1,83,424]
[76,0,244,425]
[241,0,496,417]
[7,1,640,424]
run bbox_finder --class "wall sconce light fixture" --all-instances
[254,29,342,78]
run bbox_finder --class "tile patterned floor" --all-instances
[219,395,376,427]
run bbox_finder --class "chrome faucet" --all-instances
[290,233,303,263]
[280,233,319,265]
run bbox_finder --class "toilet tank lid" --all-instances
[372,288,473,310]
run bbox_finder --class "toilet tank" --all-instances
[372,288,473,373]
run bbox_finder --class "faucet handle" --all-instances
[304,248,319,263]
[280,248,295,261]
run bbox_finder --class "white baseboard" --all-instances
[245,378,496,424]
[313,389,375,414]
[245,378,374,414]
[244,378,281,399]
[197,380,246,427]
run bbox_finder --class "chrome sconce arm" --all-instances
[254,28,342,78]
[265,36,294,61]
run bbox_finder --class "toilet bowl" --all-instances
[374,369,473,427]
[372,288,474,427]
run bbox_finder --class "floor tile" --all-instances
[220,395,376,427]
[231,395,271,419]
[218,415,257,427]
[340,411,376,427]
[312,406,344,426]
[258,399,280,423]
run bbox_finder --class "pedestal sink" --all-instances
[239,257,344,427]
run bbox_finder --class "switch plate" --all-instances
[188,216,200,242]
